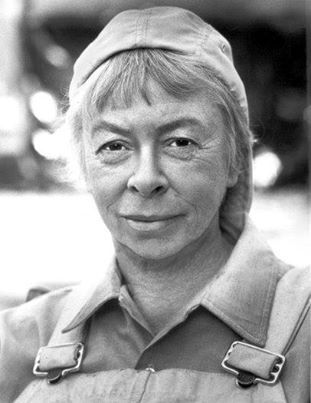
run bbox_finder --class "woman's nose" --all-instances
[127,149,169,197]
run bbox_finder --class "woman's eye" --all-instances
[95,141,131,164]
[164,137,199,160]
[100,141,128,152]
[169,138,196,147]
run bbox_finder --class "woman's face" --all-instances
[82,84,237,260]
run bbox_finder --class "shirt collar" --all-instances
[62,218,282,346]
[62,258,122,333]
[200,218,281,346]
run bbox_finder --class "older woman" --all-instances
[0,7,309,403]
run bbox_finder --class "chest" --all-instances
[80,305,241,373]
[15,308,289,402]
[16,369,287,403]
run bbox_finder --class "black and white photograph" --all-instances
[0,1,309,402]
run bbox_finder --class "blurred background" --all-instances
[0,0,309,306]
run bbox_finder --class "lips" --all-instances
[122,214,182,232]
[124,214,178,222]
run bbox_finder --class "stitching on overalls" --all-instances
[137,370,153,403]
[283,298,310,355]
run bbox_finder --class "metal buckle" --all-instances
[221,341,285,387]
[33,342,84,384]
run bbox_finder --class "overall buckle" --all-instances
[221,341,285,388]
[33,342,85,384]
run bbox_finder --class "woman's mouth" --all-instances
[124,215,180,232]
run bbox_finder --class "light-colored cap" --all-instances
[69,7,252,242]
[69,7,248,121]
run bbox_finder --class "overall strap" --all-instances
[33,285,89,384]
[32,259,118,384]
[222,266,310,388]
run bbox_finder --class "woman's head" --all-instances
[61,7,254,249]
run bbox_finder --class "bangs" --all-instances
[80,49,224,124]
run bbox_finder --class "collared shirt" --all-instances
[0,219,309,402]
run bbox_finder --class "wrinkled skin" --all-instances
[82,85,238,261]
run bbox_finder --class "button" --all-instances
[236,371,256,388]
[47,368,63,384]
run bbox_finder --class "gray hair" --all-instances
[62,49,253,187]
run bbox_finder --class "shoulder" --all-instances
[0,286,74,347]
[281,289,310,403]
[277,265,310,297]
[0,286,74,401]
[0,286,74,357]
[273,265,310,343]
[274,266,310,402]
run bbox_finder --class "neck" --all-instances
[114,218,233,333]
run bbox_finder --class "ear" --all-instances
[227,166,239,188]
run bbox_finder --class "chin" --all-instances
[118,237,187,261]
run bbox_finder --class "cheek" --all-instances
[84,157,126,217]
[166,162,228,240]
[165,153,229,206]
[184,177,226,221]
[89,173,124,219]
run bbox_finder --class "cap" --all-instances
[69,7,248,121]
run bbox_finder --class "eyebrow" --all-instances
[91,117,206,138]
[156,118,203,134]
[91,120,131,138]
